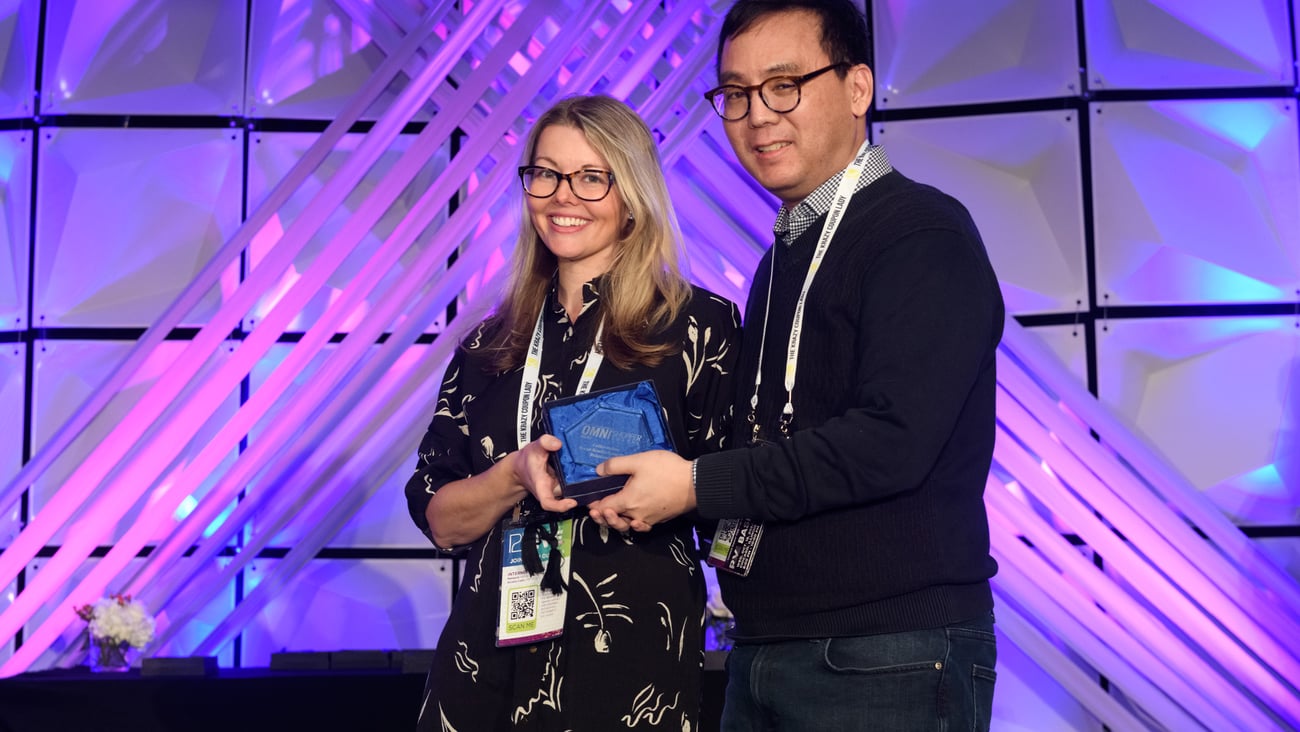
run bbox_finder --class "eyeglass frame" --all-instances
[517,165,617,202]
[703,62,851,121]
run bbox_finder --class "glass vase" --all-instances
[88,636,132,673]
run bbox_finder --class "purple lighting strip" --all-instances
[989,592,1156,730]
[1003,319,1300,619]
[996,368,1300,684]
[996,349,1300,638]
[989,317,1300,728]
[987,477,1242,730]
[0,0,479,674]
[149,0,717,657]
[991,425,1277,728]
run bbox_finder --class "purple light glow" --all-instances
[990,422,1281,729]
[1,3,1297,729]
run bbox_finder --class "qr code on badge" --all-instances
[509,587,536,622]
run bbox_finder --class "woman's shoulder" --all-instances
[454,317,513,372]
[458,317,499,350]
[683,284,741,329]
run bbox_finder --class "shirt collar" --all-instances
[548,273,604,322]
[773,142,893,245]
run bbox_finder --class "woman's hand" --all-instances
[427,434,575,548]
[513,434,578,514]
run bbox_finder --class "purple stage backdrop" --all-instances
[0,2,1298,730]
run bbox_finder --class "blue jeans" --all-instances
[721,613,997,731]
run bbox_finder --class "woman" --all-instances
[405,94,740,731]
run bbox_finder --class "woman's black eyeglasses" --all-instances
[518,166,616,202]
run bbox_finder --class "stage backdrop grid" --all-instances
[0,2,1295,730]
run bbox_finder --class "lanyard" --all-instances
[517,302,605,449]
[747,141,872,442]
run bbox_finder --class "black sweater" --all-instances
[694,169,1003,640]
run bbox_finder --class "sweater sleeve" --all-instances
[695,226,1002,522]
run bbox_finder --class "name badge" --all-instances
[707,518,764,576]
[496,518,573,646]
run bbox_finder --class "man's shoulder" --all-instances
[854,169,976,230]
[859,168,963,206]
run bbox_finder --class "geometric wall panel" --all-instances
[1090,100,1300,306]
[246,131,449,332]
[320,468,428,549]
[0,130,31,330]
[30,339,142,522]
[0,0,39,117]
[1084,0,1293,90]
[996,318,1300,731]
[876,111,1087,315]
[0,7,1295,729]
[0,570,10,665]
[1097,317,1298,526]
[0,343,21,529]
[29,340,240,544]
[990,626,1101,732]
[20,557,103,671]
[39,0,246,115]
[145,558,238,669]
[1024,324,1090,389]
[249,343,438,549]
[245,0,438,121]
[0,500,14,553]
[240,558,455,666]
[873,0,1079,109]
[667,128,771,310]
[33,127,243,327]
[1258,537,1300,584]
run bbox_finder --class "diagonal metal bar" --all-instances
[164,1,727,658]
[145,0,616,656]
[0,0,478,675]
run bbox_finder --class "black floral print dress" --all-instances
[406,279,740,731]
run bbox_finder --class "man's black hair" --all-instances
[716,0,872,77]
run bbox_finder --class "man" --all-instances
[588,1,1003,729]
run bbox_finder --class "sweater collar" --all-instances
[773,143,893,246]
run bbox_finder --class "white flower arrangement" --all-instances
[75,593,156,649]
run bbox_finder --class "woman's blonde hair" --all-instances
[475,94,691,371]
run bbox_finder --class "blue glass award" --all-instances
[540,380,674,503]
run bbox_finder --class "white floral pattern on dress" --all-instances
[621,683,682,728]
[406,282,741,730]
[573,570,633,653]
[451,640,479,681]
[513,643,564,723]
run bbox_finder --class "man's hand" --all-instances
[587,450,695,531]
[514,434,577,514]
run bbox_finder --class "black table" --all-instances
[0,663,726,731]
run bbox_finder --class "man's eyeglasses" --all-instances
[518,165,616,202]
[704,62,850,121]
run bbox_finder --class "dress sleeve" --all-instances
[681,292,743,458]
[404,345,476,546]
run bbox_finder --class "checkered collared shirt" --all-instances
[773,143,893,245]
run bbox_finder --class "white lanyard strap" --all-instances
[749,141,871,439]
[517,305,605,449]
